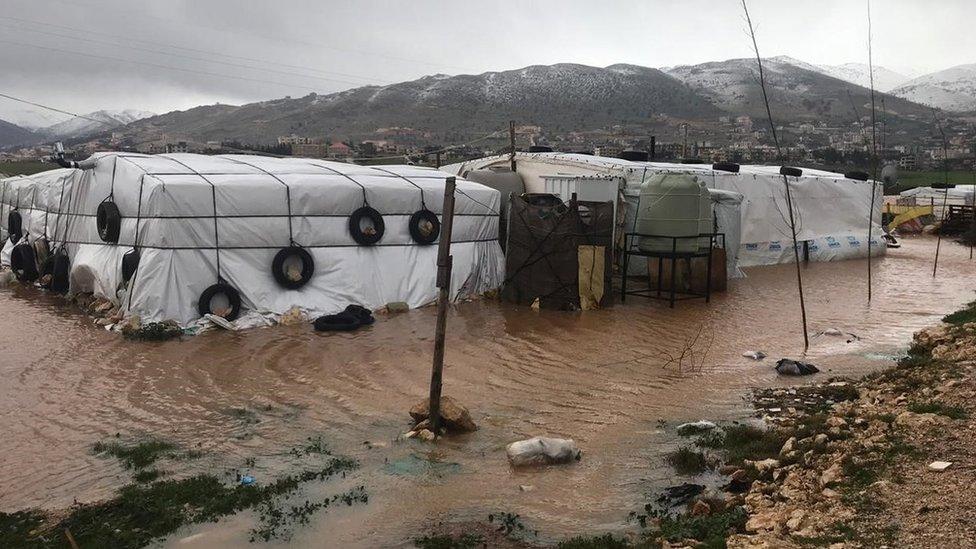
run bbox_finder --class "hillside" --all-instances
[40,109,155,140]
[0,119,39,148]
[890,63,976,111]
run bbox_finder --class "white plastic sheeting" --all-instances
[0,154,504,325]
[899,186,975,220]
[445,152,885,268]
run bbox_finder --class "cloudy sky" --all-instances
[2,0,973,127]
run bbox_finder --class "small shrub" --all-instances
[908,401,968,420]
[657,506,747,548]
[943,301,976,325]
[665,447,713,475]
[558,533,632,548]
[92,439,178,469]
[696,425,787,465]
[414,534,484,549]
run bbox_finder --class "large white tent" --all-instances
[445,152,885,268]
[0,153,504,325]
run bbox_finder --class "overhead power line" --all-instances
[0,91,107,124]
[0,39,328,93]
[0,15,393,86]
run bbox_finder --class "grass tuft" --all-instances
[665,447,713,476]
[908,401,967,420]
[92,439,178,469]
[696,425,787,465]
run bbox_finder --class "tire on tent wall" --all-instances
[121,249,140,285]
[198,282,242,321]
[50,251,71,294]
[844,171,869,181]
[780,166,803,177]
[7,210,22,244]
[712,162,740,173]
[10,243,38,282]
[408,209,441,245]
[271,246,314,289]
[348,206,385,246]
[97,201,122,243]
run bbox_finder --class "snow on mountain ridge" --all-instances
[890,63,976,111]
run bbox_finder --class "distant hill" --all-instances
[39,109,155,140]
[107,59,947,148]
[890,64,976,111]
[811,62,910,93]
[0,119,39,148]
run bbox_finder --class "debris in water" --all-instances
[742,350,768,360]
[383,453,461,477]
[676,420,718,436]
[657,483,705,506]
[206,313,237,331]
[928,461,952,471]
[239,474,255,486]
[409,396,477,434]
[506,437,581,467]
[775,359,820,376]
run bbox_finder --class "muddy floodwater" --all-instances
[1,236,974,547]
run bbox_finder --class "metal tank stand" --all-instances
[620,232,723,308]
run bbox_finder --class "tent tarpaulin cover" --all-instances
[445,152,885,268]
[0,153,504,325]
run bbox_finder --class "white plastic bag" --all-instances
[506,437,581,467]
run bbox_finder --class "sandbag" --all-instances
[506,436,581,467]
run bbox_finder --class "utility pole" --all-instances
[427,176,457,437]
[509,120,516,172]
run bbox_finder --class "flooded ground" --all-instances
[1,236,974,547]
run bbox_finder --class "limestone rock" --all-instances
[409,396,477,433]
[820,462,843,487]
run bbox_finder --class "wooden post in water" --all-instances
[428,176,457,438]
[509,120,517,172]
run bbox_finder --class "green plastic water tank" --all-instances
[636,174,705,253]
[698,184,714,250]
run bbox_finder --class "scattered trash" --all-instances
[928,461,952,471]
[657,483,704,506]
[518,484,535,492]
[775,358,820,376]
[768,407,782,413]
[385,301,410,314]
[239,475,255,486]
[506,436,581,467]
[314,304,375,332]
[122,319,183,341]
[384,453,461,477]
[742,350,767,360]
[278,306,306,326]
[676,420,717,435]
[409,396,478,434]
[206,313,237,331]
[344,304,375,326]
[823,328,844,336]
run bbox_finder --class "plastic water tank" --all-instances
[697,183,714,250]
[636,174,705,253]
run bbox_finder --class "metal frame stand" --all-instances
[620,232,723,308]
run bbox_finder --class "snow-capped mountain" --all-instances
[889,64,976,112]
[0,108,71,131]
[41,109,155,139]
[813,63,910,93]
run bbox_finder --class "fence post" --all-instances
[428,176,457,437]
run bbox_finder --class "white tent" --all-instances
[0,153,504,325]
[445,152,884,268]
[899,186,975,220]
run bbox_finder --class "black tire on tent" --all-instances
[408,209,440,245]
[7,210,22,244]
[197,282,242,321]
[121,248,140,284]
[844,171,870,181]
[780,166,803,177]
[50,251,71,294]
[10,243,38,282]
[96,201,122,243]
[712,162,740,173]
[313,312,361,332]
[271,245,314,289]
[348,206,385,246]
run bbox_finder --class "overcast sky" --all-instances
[2,0,973,127]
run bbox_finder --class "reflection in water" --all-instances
[0,237,973,547]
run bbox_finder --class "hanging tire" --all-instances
[780,166,803,177]
[198,282,242,321]
[121,248,140,284]
[271,246,314,289]
[50,251,71,294]
[10,243,38,282]
[712,162,740,173]
[7,210,22,244]
[348,206,385,245]
[844,171,869,181]
[96,201,122,243]
[408,209,440,245]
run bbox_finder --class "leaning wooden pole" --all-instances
[427,176,457,437]
[933,115,949,277]
[742,0,808,350]
[866,0,879,301]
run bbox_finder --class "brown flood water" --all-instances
[1,236,974,547]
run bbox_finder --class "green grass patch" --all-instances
[414,533,485,549]
[0,161,55,177]
[558,533,633,548]
[133,468,162,483]
[92,439,178,469]
[696,425,787,465]
[665,447,713,476]
[943,301,976,325]
[908,401,968,419]
[657,506,747,549]
[7,456,361,548]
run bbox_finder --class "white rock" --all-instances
[928,460,952,471]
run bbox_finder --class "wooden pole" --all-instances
[866,0,878,301]
[509,120,516,172]
[933,115,950,277]
[784,175,810,351]
[428,176,457,438]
